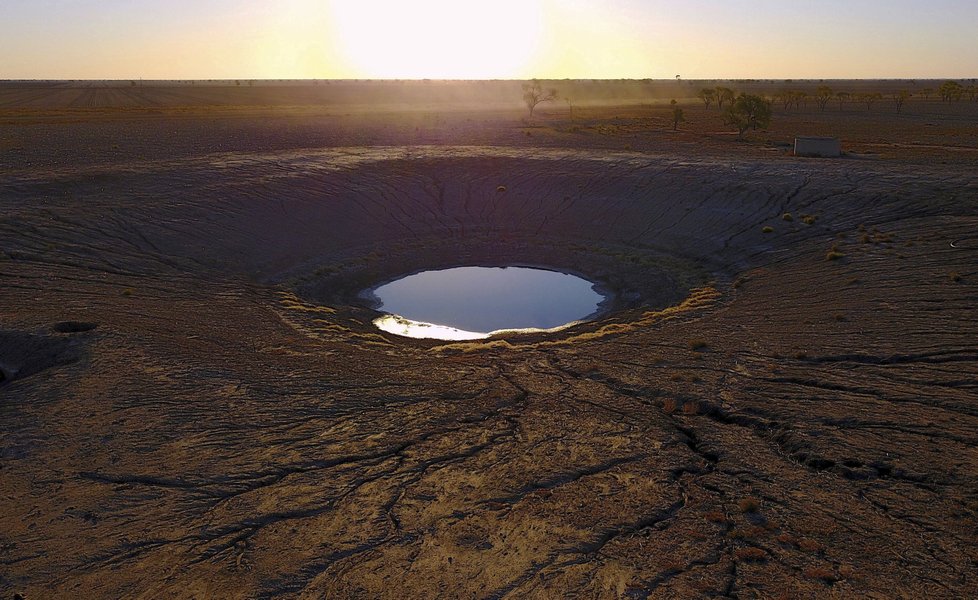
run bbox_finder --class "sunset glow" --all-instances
[1,0,977,79]
[328,0,543,79]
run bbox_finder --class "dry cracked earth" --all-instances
[2,121,978,599]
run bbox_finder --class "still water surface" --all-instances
[371,266,604,340]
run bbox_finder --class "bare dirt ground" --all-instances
[1,81,977,599]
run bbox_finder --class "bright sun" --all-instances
[328,0,543,79]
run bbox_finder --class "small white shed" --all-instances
[794,137,841,158]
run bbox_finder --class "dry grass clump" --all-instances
[950,272,962,282]
[801,214,817,225]
[704,511,729,524]
[735,547,767,562]
[782,212,794,221]
[838,565,857,580]
[797,538,823,553]
[688,339,709,351]
[762,226,774,233]
[825,244,845,261]
[803,566,837,583]
[432,339,515,353]
[737,497,761,513]
[496,185,507,192]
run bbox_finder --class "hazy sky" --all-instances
[3,0,977,79]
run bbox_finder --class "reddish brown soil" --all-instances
[1,81,977,599]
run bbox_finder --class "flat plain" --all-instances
[1,80,977,598]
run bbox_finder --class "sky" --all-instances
[2,0,977,80]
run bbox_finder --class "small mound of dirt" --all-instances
[52,321,99,334]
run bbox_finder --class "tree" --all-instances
[670,99,685,131]
[920,88,934,100]
[697,88,716,109]
[939,80,964,102]
[836,91,850,111]
[859,92,882,111]
[892,90,910,113]
[776,90,806,110]
[815,85,833,111]
[715,86,735,110]
[522,80,558,117]
[724,93,772,138]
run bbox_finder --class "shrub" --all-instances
[826,250,845,261]
[688,339,709,351]
[738,497,761,513]
[496,185,507,193]
[762,226,774,233]
[782,212,793,221]
[950,272,962,282]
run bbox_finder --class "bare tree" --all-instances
[815,85,833,111]
[892,90,910,113]
[522,80,558,117]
